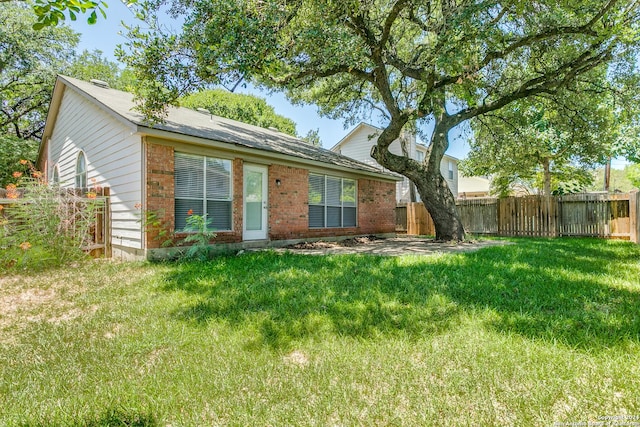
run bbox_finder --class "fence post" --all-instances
[630,190,639,244]
[103,187,112,257]
[406,202,416,235]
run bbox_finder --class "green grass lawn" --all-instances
[1,238,639,426]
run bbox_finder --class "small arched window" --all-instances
[75,151,87,188]
[52,165,60,185]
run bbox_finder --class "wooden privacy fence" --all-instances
[402,191,640,242]
[0,187,111,257]
[395,205,407,232]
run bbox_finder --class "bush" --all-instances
[1,175,103,272]
[181,213,217,261]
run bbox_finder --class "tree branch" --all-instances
[453,45,611,124]
[379,0,412,49]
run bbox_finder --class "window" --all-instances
[51,165,60,184]
[448,161,454,180]
[75,151,87,188]
[309,174,356,228]
[174,152,232,231]
[416,150,425,163]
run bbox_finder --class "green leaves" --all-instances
[116,0,640,237]
[462,85,628,196]
[30,0,120,29]
[1,3,79,140]
[180,90,298,136]
[0,135,39,188]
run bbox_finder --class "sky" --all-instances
[66,1,472,159]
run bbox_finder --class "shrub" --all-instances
[1,174,103,272]
[181,212,217,261]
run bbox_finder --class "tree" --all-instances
[624,164,640,190]
[0,3,78,139]
[0,0,133,29]
[461,93,615,196]
[0,134,39,187]
[119,0,640,240]
[180,90,298,136]
[587,165,636,192]
[302,128,322,147]
[65,49,137,91]
[462,59,640,196]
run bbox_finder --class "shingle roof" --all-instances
[58,76,397,179]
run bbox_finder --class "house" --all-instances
[457,176,492,199]
[37,76,400,259]
[331,123,459,204]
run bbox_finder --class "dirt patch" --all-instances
[0,273,93,343]
[285,235,384,249]
[283,350,310,367]
[277,236,510,257]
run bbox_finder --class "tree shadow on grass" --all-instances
[20,408,158,427]
[160,239,640,351]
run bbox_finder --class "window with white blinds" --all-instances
[174,152,232,231]
[308,174,356,228]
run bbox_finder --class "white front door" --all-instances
[243,164,268,240]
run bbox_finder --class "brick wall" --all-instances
[357,178,396,234]
[268,164,310,240]
[268,165,396,240]
[145,143,395,249]
[145,143,174,249]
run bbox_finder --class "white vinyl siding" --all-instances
[441,156,458,197]
[174,152,232,232]
[332,124,459,201]
[309,174,356,228]
[47,88,143,253]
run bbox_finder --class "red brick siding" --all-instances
[145,143,174,249]
[357,179,396,234]
[144,144,395,249]
[268,166,396,240]
[268,165,310,240]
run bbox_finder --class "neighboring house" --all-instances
[331,123,459,204]
[457,175,492,199]
[38,76,400,259]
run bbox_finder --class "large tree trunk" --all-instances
[371,115,466,241]
[399,132,417,202]
[418,127,465,241]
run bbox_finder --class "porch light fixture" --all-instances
[275,179,282,187]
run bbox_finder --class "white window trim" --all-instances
[51,164,60,185]
[75,151,87,188]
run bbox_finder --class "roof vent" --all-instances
[268,127,280,132]
[196,108,211,114]
[90,79,110,89]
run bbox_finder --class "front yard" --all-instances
[1,238,639,426]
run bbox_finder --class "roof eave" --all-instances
[138,126,401,182]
